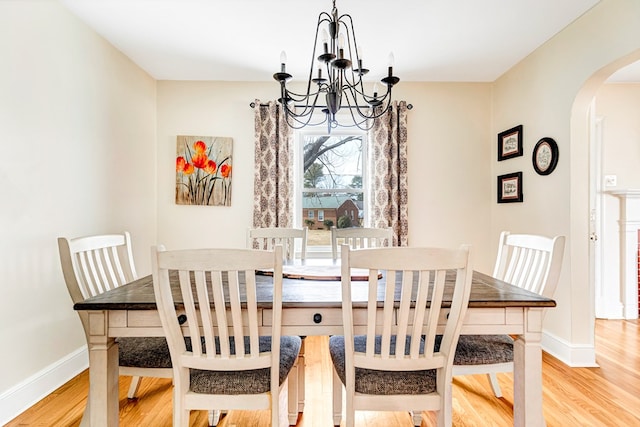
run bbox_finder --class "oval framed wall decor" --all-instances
[532,137,559,175]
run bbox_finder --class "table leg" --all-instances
[332,368,342,426]
[297,338,305,413]
[87,311,119,427]
[287,338,305,425]
[513,309,545,427]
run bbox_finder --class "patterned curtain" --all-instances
[368,100,409,246]
[253,100,294,228]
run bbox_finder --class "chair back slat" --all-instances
[228,271,246,357]
[245,271,260,359]
[395,270,413,355]
[341,245,473,373]
[177,269,201,356]
[198,270,214,356]
[210,270,229,357]
[247,227,307,260]
[409,271,430,356]
[493,231,566,298]
[152,246,283,373]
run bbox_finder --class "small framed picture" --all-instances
[532,137,559,175]
[498,125,523,161]
[497,172,523,203]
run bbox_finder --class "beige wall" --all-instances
[491,0,640,365]
[156,81,495,271]
[598,84,640,189]
[0,0,156,416]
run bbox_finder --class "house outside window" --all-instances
[297,131,367,251]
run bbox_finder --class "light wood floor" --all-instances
[6,319,640,426]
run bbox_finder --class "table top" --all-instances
[74,269,555,311]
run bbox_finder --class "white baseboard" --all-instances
[542,330,598,367]
[0,346,88,425]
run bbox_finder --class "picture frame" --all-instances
[497,172,523,203]
[497,125,523,161]
[175,135,233,206]
[532,137,559,175]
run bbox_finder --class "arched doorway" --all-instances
[570,50,640,362]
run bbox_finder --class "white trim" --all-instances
[0,346,88,425]
[598,300,625,319]
[592,113,606,318]
[542,330,598,367]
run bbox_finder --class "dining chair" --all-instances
[329,244,474,427]
[151,245,301,427]
[451,231,566,400]
[246,226,308,423]
[330,226,393,260]
[57,232,173,407]
[247,227,308,261]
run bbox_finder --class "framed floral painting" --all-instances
[175,135,233,206]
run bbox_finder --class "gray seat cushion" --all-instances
[329,335,436,395]
[190,335,302,395]
[116,337,173,368]
[436,334,514,365]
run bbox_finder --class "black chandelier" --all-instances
[273,0,400,132]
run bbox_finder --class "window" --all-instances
[296,131,367,248]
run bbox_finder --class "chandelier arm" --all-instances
[285,109,329,129]
[283,91,324,120]
[339,83,390,121]
[338,14,362,66]
[282,84,325,119]
[339,102,375,131]
[341,77,378,109]
[283,88,322,102]
[302,14,330,97]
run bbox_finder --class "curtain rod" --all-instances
[249,102,412,109]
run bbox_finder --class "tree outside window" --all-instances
[300,133,365,247]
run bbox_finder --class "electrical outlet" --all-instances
[604,175,617,187]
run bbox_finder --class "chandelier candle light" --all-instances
[273,0,400,132]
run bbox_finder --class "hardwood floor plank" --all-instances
[6,320,640,426]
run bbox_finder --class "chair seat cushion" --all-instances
[189,335,302,395]
[116,337,172,369]
[451,335,514,365]
[329,335,436,395]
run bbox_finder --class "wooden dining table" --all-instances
[74,261,554,427]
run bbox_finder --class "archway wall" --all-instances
[491,0,640,365]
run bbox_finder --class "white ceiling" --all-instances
[58,0,629,83]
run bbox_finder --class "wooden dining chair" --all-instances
[151,245,301,427]
[330,226,393,260]
[246,226,308,423]
[247,227,308,261]
[57,232,173,405]
[329,244,474,427]
[451,231,565,400]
